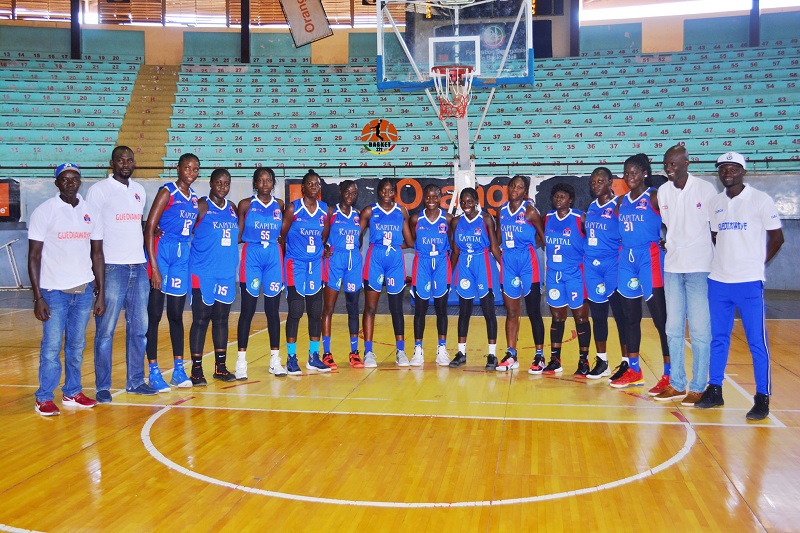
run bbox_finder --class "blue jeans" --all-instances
[664,272,711,393]
[35,283,94,402]
[94,264,149,391]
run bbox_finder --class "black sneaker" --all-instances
[449,351,467,368]
[542,357,562,375]
[746,393,770,421]
[608,360,629,382]
[213,364,237,382]
[574,358,590,377]
[191,369,207,387]
[695,385,724,409]
[586,357,610,380]
[485,354,498,370]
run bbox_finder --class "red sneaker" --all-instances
[35,400,60,416]
[648,374,670,396]
[63,392,98,409]
[349,350,364,368]
[322,352,338,370]
[610,368,645,389]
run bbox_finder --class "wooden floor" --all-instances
[2,299,800,532]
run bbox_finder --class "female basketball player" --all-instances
[495,175,546,372]
[449,187,502,368]
[144,153,199,388]
[321,180,363,368]
[359,178,414,368]
[237,167,286,379]
[583,167,627,379]
[541,183,592,376]
[280,169,330,375]
[187,168,239,385]
[611,154,670,391]
[409,184,453,367]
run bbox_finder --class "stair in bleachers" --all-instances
[116,65,179,179]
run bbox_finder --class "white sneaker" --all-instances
[363,351,377,368]
[269,355,287,377]
[235,359,248,380]
[396,350,410,367]
[409,345,424,367]
[435,345,451,366]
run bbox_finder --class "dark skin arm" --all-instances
[766,228,784,263]
[527,203,546,247]
[28,240,49,321]
[409,212,419,243]
[400,206,414,249]
[359,205,373,250]
[195,197,209,228]
[321,205,335,258]
[278,200,295,258]
[449,215,460,271]
[143,187,171,290]
[484,212,503,264]
[237,198,252,244]
[90,239,106,317]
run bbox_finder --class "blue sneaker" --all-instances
[306,352,332,373]
[126,383,157,396]
[148,367,171,392]
[96,390,112,403]
[286,356,302,376]
[170,364,192,388]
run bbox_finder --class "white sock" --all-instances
[458,342,467,354]
[622,356,630,363]
[597,352,608,361]
[271,349,279,359]
[237,350,247,362]
[488,344,496,355]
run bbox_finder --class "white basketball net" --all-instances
[430,65,475,119]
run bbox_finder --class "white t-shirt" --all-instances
[658,173,717,273]
[86,175,146,264]
[708,184,782,283]
[28,193,100,290]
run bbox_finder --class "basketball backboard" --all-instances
[376,0,534,91]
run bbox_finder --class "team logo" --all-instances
[273,209,281,220]
[361,119,398,155]
[627,278,640,290]
[596,283,606,295]
[601,207,613,219]
[425,282,431,292]
[229,206,237,218]
[319,216,325,226]
[134,193,141,202]
[549,288,561,300]
[473,227,482,236]
[192,197,199,207]
[354,216,360,225]
[562,228,571,237]
[377,274,384,284]
[592,259,601,267]
[511,277,521,288]
[334,279,342,290]
[251,278,260,290]
[635,198,649,210]
[515,213,526,224]
[481,25,506,50]
[83,214,91,223]
[696,202,702,209]
[438,223,447,234]
[460,279,471,290]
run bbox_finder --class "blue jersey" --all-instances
[158,182,198,243]
[584,197,621,260]
[454,212,491,255]
[241,196,282,245]
[369,203,405,248]
[619,188,661,250]
[190,198,239,275]
[327,205,361,255]
[414,209,450,258]
[499,201,538,250]
[545,209,585,272]
[286,198,327,261]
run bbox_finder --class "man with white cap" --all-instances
[28,163,105,416]
[695,152,784,421]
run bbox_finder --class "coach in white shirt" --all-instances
[653,145,717,406]
[695,151,784,421]
[87,146,157,401]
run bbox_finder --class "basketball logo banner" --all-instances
[361,119,398,155]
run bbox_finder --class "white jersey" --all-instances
[86,175,146,264]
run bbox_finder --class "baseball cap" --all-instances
[715,152,746,168]
[55,163,81,178]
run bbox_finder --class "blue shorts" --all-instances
[363,244,406,294]
[500,245,540,299]
[323,251,362,293]
[285,257,323,296]
[240,242,284,297]
[546,266,587,309]
[412,252,451,300]
[617,243,664,300]
[454,251,493,300]
[154,238,190,297]
[191,270,236,305]
[584,254,619,303]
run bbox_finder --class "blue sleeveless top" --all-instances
[158,181,198,243]
[286,198,328,261]
[241,196,282,246]
[584,197,621,260]
[618,188,661,250]
[544,209,585,271]
[414,208,450,258]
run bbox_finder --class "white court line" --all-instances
[0,524,43,533]
[141,405,697,508]
[0,309,29,317]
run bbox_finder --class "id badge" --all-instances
[552,255,562,263]
[382,235,392,247]
[181,227,190,236]
[307,245,316,254]
[346,243,355,250]
[505,240,515,249]
[588,237,598,246]
[221,237,231,247]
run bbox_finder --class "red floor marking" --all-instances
[544,375,587,384]
[220,380,261,389]
[671,410,689,423]
[172,396,195,406]
[623,391,652,401]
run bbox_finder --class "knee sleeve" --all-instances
[189,290,212,354]
[345,291,360,336]
[306,291,323,338]
[146,288,164,360]
[524,284,545,345]
[458,297,473,339]
[414,297,430,340]
[647,288,670,358]
[237,286,258,350]
[388,291,405,337]
[621,296,643,353]
[550,318,565,345]
[264,293,281,350]
[434,295,449,338]
[576,320,591,350]
[480,291,497,341]
[588,300,610,342]
[286,287,304,340]
[211,301,231,351]
[166,294,186,358]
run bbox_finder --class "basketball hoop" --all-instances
[430,65,474,120]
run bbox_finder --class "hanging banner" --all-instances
[279,0,333,48]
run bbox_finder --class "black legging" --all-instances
[388,290,405,337]
[189,289,231,354]
[286,286,323,340]
[619,287,668,356]
[344,290,360,336]
[413,293,448,340]
[146,289,186,361]
[237,284,281,350]
[588,291,626,344]
[457,291,497,340]
[524,283,546,345]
